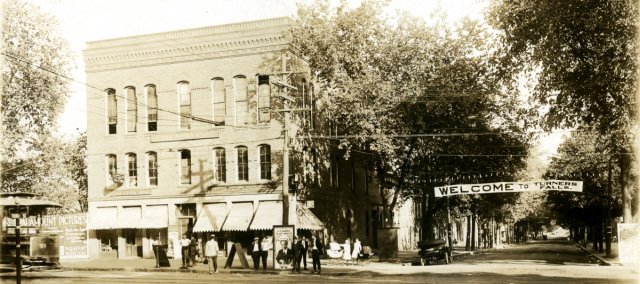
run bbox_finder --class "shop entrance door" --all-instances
[124,229,137,257]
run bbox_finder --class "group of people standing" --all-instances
[250,234,324,273]
[339,237,363,265]
[179,234,202,269]
[179,234,220,274]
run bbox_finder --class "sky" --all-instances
[31,0,488,138]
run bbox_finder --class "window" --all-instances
[126,87,137,132]
[146,85,158,131]
[180,149,191,184]
[107,154,117,184]
[257,75,270,123]
[233,76,247,125]
[214,148,226,182]
[212,78,225,124]
[127,153,137,187]
[178,81,191,129]
[237,146,248,181]
[259,145,271,180]
[148,152,158,186]
[107,89,117,134]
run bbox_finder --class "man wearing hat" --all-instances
[249,237,263,271]
[291,236,303,273]
[205,234,219,274]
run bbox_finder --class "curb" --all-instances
[574,243,618,266]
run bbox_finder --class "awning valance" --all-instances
[221,202,254,231]
[141,205,168,228]
[193,203,228,232]
[249,201,282,230]
[88,206,117,230]
[296,205,324,230]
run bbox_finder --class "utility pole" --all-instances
[446,196,454,262]
[605,156,613,257]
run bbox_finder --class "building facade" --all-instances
[84,17,401,260]
[84,18,327,259]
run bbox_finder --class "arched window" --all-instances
[125,86,137,132]
[178,81,191,129]
[147,152,158,186]
[146,85,158,132]
[257,75,270,123]
[214,147,226,182]
[212,78,225,124]
[107,154,117,184]
[106,89,117,134]
[180,149,191,184]
[127,153,137,187]
[259,144,271,180]
[237,146,248,181]
[233,75,247,125]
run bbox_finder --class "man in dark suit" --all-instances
[310,235,323,273]
[299,236,309,270]
[291,236,303,273]
[249,237,262,271]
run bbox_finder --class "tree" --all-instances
[488,0,638,133]
[544,128,624,252]
[488,0,639,223]
[1,0,77,209]
[292,0,531,239]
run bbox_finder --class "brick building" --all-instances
[84,17,394,260]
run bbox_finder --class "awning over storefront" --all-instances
[117,206,142,228]
[193,203,227,232]
[88,206,118,230]
[221,202,254,231]
[249,201,283,230]
[140,205,168,228]
[296,205,324,230]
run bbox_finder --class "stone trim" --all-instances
[84,17,293,72]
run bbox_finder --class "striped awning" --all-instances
[221,202,254,231]
[193,203,228,232]
[88,206,118,230]
[140,205,168,228]
[117,206,142,228]
[249,201,282,230]
[296,205,324,230]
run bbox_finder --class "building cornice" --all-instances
[84,17,293,73]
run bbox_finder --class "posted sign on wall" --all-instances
[40,213,88,258]
[434,180,583,197]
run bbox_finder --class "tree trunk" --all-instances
[619,154,633,223]
[471,213,477,250]
[465,215,471,251]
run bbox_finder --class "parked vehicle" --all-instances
[418,239,450,265]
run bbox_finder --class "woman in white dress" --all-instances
[351,238,362,265]
[341,238,352,265]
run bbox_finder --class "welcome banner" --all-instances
[434,180,583,197]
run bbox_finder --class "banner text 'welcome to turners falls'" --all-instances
[434,180,583,197]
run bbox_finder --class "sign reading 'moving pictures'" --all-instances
[435,180,583,197]
[39,213,88,258]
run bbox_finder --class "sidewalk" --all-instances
[576,241,621,266]
[55,255,408,276]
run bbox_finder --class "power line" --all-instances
[2,51,222,127]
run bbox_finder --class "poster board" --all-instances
[153,245,170,267]
[40,213,88,258]
[273,225,294,269]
